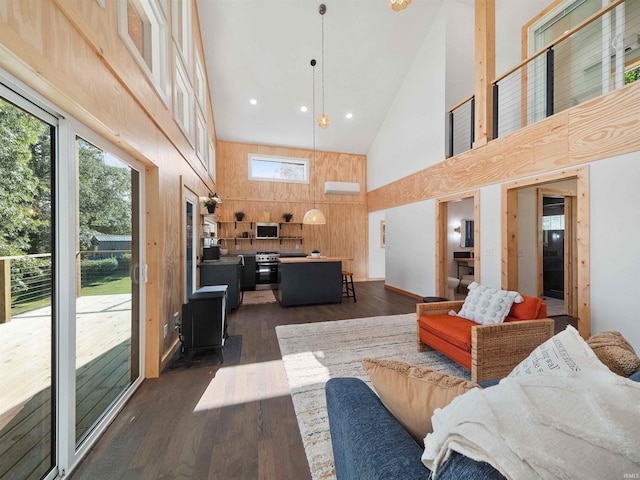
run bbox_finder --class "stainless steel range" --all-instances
[255,251,280,286]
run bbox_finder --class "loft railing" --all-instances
[448,0,639,153]
[447,95,474,157]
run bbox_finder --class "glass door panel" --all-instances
[0,97,55,479]
[75,138,140,445]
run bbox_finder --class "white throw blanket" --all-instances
[422,370,640,479]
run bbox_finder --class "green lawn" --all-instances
[11,274,131,316]
[81,274,131,296]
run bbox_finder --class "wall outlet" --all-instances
[173,312,180,329]
[518,248,524,257]
[163,323,168,338]
[235,244,240,250]
[295,243,299,249]
[484,248,494,256]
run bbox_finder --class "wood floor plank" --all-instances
[70,281,419,480]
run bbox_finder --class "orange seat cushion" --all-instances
[418,315,474,352]
[508,294,542,320]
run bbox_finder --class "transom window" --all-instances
[248,154,309,183]
[118,0,168,104]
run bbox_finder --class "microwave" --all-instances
[255,222,279,239]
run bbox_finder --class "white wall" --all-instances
[368,210,386,279]
[445,1,475,111]
[518,187,538,296]
[590,151,640,351]
[385,199,436,297]
[479,184,502,287]
[367,3,447,191]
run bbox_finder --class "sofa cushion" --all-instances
[508,294,542,320]
[509,325,610,377]
[457,282,523,325]
[586,331,640,377]
[363,358,479,444]
[418,314,474,352]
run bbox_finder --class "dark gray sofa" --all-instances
[326,371,640,480]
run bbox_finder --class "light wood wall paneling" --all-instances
[217,141,368,280]
[0,1,217,376]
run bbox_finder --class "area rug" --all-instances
[276,313,470,480]
[241,289,278,305]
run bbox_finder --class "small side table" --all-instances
[422,296,449,303]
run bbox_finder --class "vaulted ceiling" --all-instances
[196,0,444,155]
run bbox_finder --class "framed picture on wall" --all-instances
[380,220,385,248]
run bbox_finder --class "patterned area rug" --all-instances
[276,313,470,480]
[241,289,278,305]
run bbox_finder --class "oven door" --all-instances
[256,262,278,284]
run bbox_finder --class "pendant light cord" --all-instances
[312,60,317,208]
[321,12,325,115]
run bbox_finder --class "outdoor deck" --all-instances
[0,294,132,480]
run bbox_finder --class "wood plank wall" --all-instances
[216,141,368,280]
[0,0,217,377]
[367,81,640,212]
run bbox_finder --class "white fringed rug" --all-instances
[276,313,470,480]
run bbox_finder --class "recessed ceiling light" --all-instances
[301,106,308,112]
[346,113,353,119]
[249,98,258,105]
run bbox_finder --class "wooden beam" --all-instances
[474,0,495,147]
[367,82,640,213]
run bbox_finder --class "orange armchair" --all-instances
[416,295,554,382]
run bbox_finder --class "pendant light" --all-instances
[317,3,329,129]
[389,0,412,12]
[303,58,327,225]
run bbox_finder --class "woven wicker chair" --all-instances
[416,300,554,382]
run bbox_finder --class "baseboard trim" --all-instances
[384,284,423,300]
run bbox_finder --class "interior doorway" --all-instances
[537,189,578,317]
[502,167,589,338]
[436,191,480,300]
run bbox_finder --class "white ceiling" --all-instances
[196,0,444,155]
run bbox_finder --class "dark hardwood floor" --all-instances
[70,281,420,480]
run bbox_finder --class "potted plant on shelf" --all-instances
[282,213,293,222]
[234,211,245,221]
[203,192,222,214]
[311,249,320,258]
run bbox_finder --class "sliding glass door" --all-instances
[0,93,56,479]
[0,77,145,480]
[74,137,141,446]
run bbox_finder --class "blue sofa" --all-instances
[326,371,640,480]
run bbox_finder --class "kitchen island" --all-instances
[277,257,343,307]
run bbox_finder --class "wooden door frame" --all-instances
[537,188,578,316]
[436,190,480,299]
[502,166,590,338]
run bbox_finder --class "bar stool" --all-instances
[342,270,356,302]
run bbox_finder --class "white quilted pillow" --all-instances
[455,282,523,325]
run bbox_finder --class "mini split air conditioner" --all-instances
[324,181,360,195]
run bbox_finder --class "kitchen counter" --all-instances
[277,258,343,307]
[278,256,346,263]
[201,257,242,265]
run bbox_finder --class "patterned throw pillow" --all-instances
[456,282,523,325]
[509,325,610,377]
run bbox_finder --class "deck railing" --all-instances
[0,250,131,322]
[448,0,639,153]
